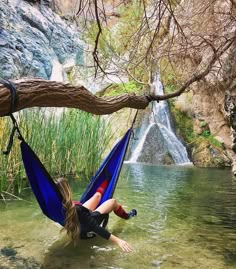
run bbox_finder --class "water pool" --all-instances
[0,164,235,269]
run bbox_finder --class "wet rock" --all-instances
[51,0,80,18]
[137,124,175,165]
[0,246,40,269]
[1,247,17,257]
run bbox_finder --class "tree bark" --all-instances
[0,79,150,117]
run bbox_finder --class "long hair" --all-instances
[55,177,80,241]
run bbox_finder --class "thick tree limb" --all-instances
[0,37,234,117]
[0,79,149,116]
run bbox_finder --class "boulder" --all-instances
[137,124,175,165]
[192,140,231,167]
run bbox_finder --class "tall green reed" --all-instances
[0,108,113,196]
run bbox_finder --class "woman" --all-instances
[55,177,137,252]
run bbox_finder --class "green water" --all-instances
[0,164,236,269]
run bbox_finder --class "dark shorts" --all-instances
[90,211,108,226]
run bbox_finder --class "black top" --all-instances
[75,204,111,240]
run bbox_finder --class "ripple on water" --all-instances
[0,165,236,268]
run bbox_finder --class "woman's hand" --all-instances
[109,234,133,252]
[116,238,133,252]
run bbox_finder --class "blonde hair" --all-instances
[55,177,80,241]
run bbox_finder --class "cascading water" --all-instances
[129,74,191,165]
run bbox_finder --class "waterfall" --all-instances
[129,74,191,165]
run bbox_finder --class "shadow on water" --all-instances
[41,220,129,269]
[0,164,236,268]
[42,236,113,269]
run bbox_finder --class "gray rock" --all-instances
[137,124,175,165]
[0,0,83,80]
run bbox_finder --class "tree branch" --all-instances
[149,37,236,101]
[0,79,149,117]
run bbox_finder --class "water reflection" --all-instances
[0,165,236,268]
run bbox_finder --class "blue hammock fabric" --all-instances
[21,142,65,226]
[20,128,132,226]
[80,128,132,206]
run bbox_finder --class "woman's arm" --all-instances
[85,215,133,252]
[109,234,133,252]
[79,208,133,252]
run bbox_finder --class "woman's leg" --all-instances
[83,192,102,211]
[95,198,119,214]
[82,180,109,211]
[95,198,137,219]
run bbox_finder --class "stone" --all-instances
[193,119,203,135]
[232,143,236,153]
[232,161,236,176]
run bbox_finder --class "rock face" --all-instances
[189,85,233,165]
[188,42,236,172]
[136,124,175,165]
[50,0,80,17]
[225,90,236,174]
[192,140,231,167]
[225,92,236,151]
[0,0,235,172]
[173,73,235,170]
[169,0,236,173]
[0,0,83,80]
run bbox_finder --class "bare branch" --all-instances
[150,37,236,101]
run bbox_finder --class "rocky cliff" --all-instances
[170,0,236,175]
[0,0,83,80]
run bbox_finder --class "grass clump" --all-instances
[99,81,142,97]
[170,104,194,143]
[0,108,112,196]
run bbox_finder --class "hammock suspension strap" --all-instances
[1,79,24,155]
[130,110,139,140]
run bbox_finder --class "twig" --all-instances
[2,191,32,203]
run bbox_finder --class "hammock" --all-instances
[1,79,138,229]
[20,128,133,226]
